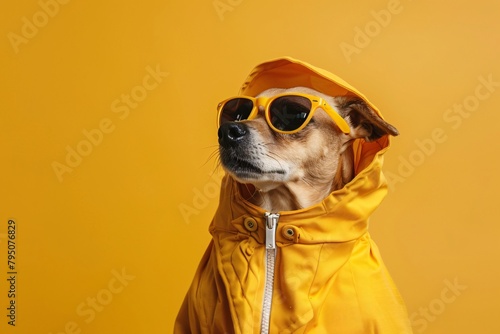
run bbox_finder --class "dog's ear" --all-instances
[336,97,399,141]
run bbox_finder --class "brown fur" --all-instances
[218,87,398,212]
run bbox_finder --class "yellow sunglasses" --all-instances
[217,93,350,134]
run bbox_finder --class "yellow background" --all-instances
[1,0,499,333]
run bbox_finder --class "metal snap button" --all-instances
[244,217,258,232]
[282,226,297,240]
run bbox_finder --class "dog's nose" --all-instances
[218,122,248,148]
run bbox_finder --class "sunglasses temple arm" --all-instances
[323,103,351,134]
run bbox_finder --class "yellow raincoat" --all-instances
[175,57,413,334]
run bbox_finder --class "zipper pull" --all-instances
[264,212,280,249]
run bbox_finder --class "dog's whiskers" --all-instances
[299,177,317,191]
[202,146,225,176]
[262,146,286,171]
[202,145,221,165]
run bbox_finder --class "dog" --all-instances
[218,86,399,213]
[175,58,412,334]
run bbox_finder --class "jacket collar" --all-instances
[210,137,391,245]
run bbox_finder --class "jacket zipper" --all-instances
[261,212,280,334]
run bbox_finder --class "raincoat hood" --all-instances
[175,57,412,334]
[241,56,393,180]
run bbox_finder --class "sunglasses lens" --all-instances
[269,96,312,132]
[220,98,254,124]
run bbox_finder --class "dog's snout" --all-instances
[218,122,248,148]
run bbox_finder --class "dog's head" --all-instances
[217,87,398,210]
